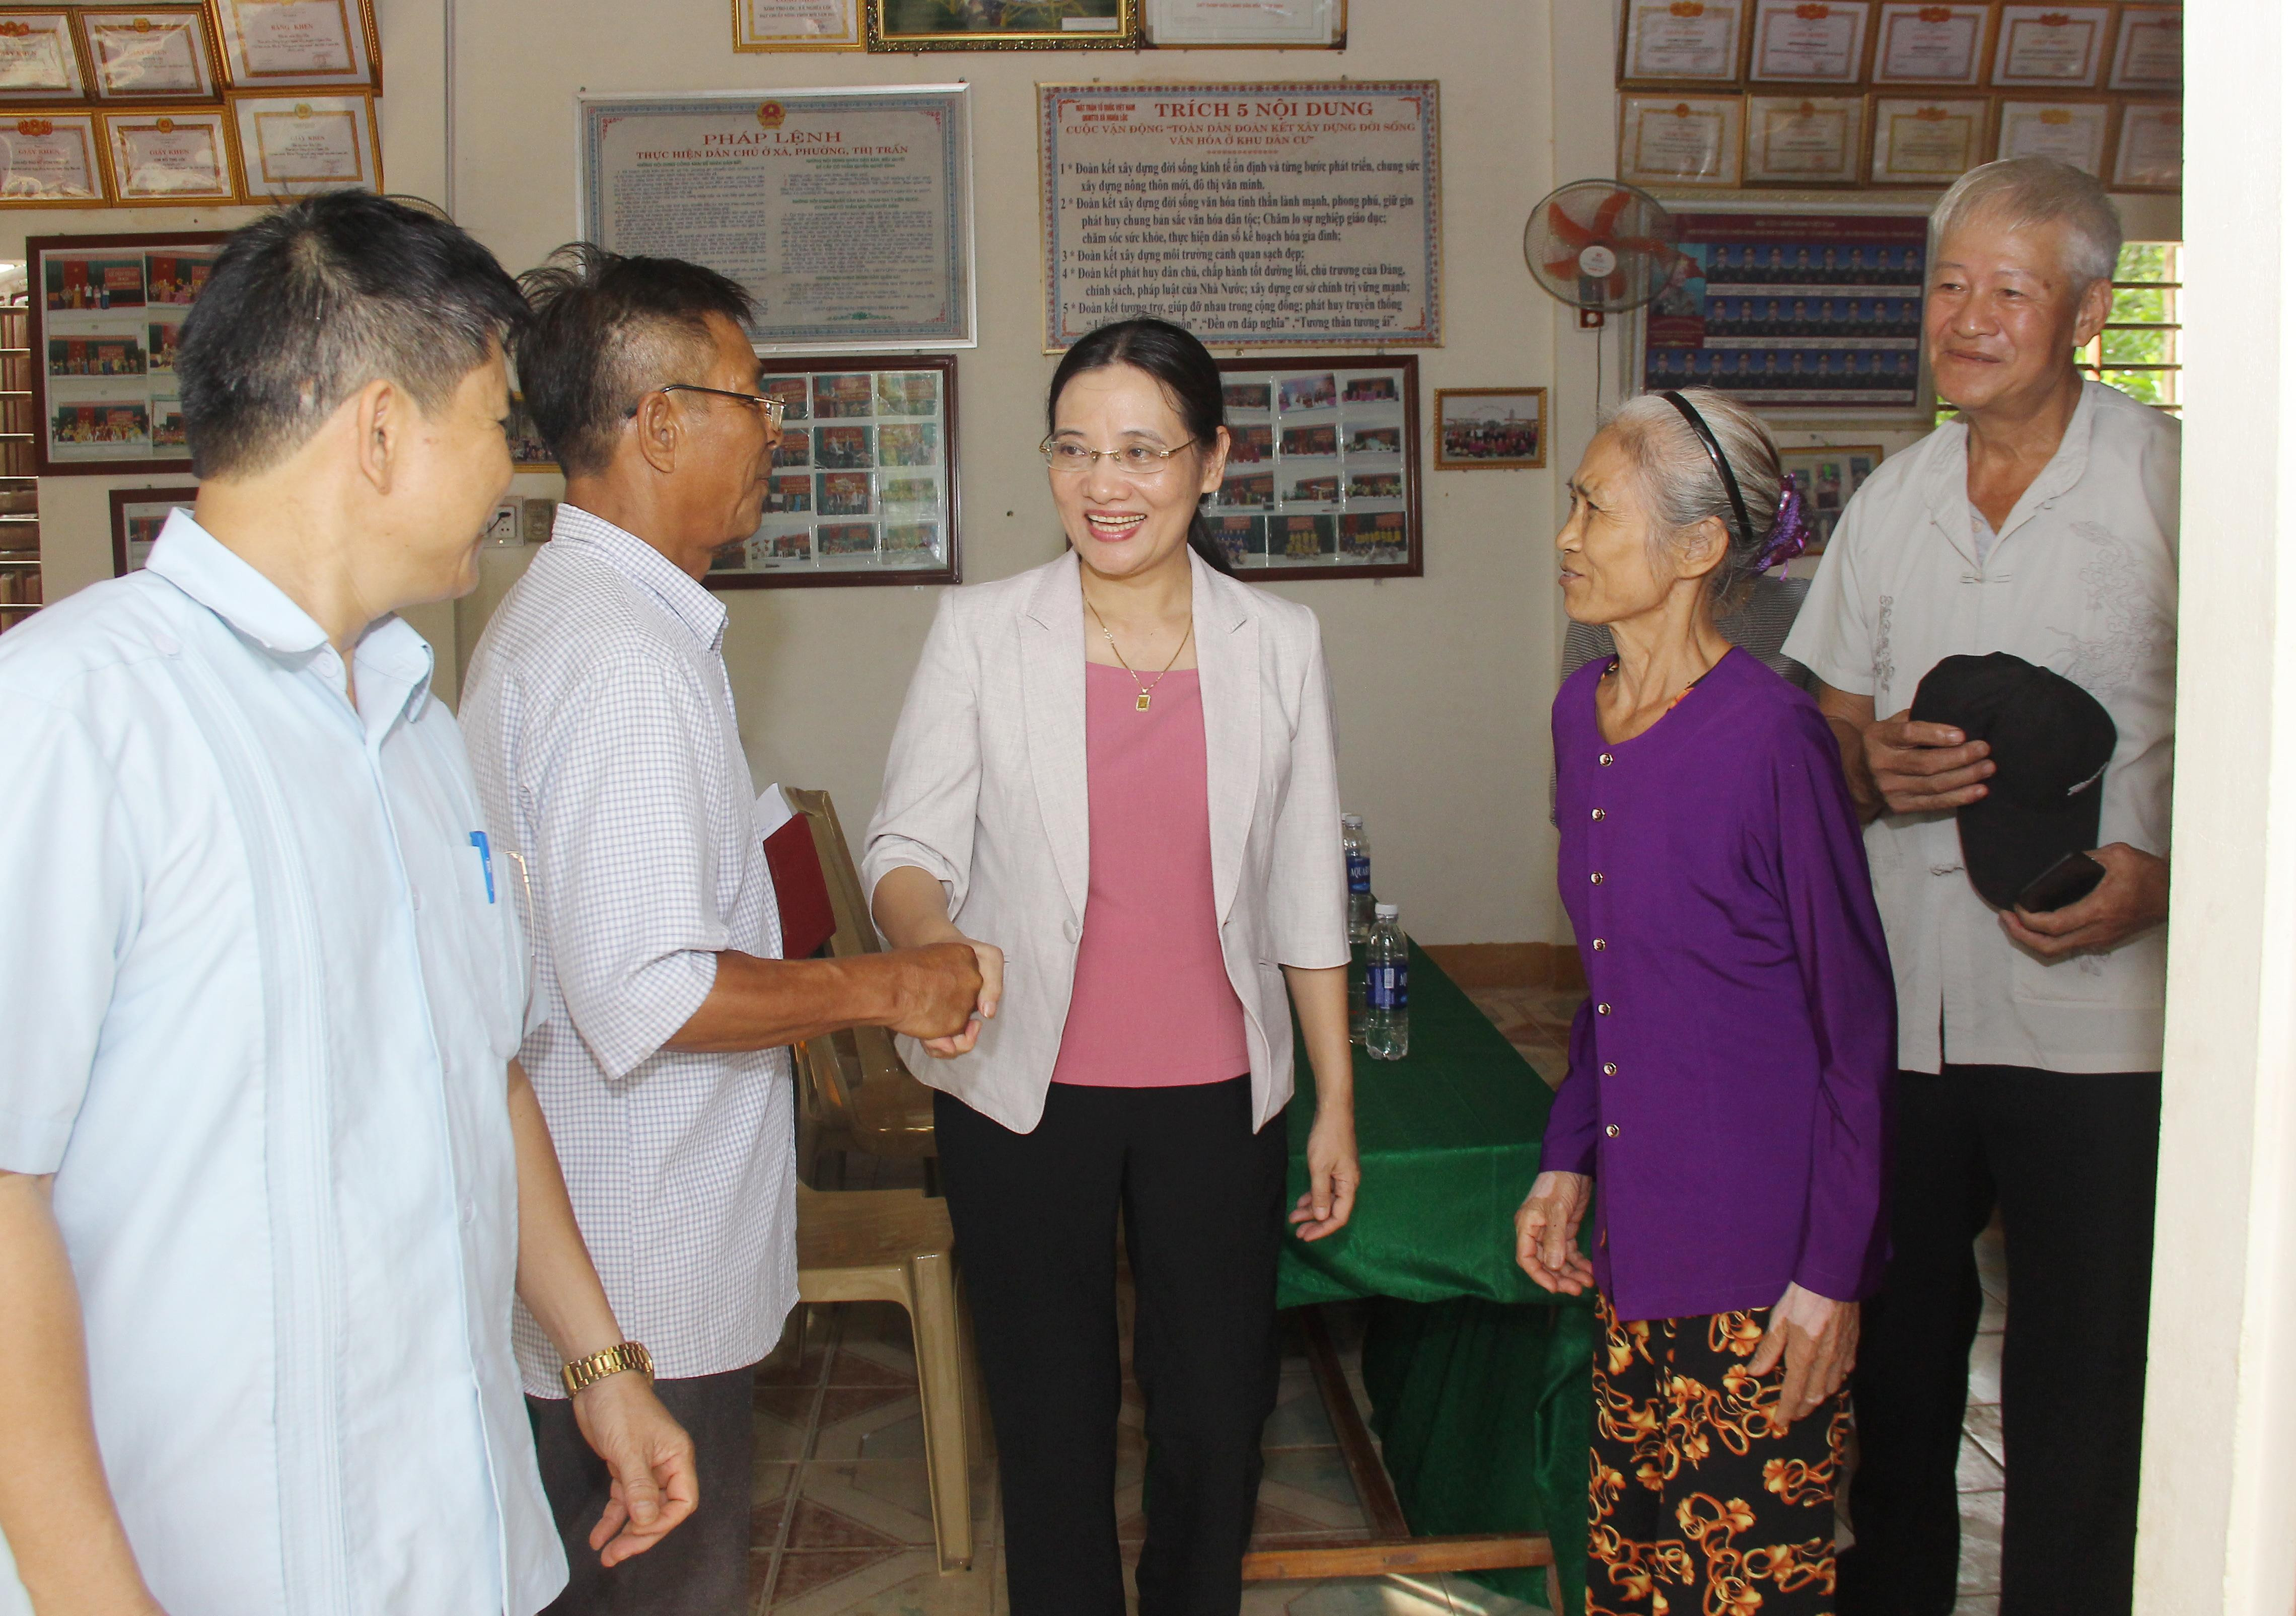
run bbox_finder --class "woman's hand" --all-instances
[1748,1282,1859,1425]
[1514,1171,1596,1295]
[1290,1106,1359,1240]
[918,936,1003,1058]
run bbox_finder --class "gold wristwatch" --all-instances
[561,1340,654,1397]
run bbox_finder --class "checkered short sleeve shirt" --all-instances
[461,504,795,1394]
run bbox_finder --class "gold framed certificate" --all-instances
[868,0,1137,50]
[0,112,104,203]
[1745,94,1866,185]
[101,106,234,200]
[1747,0,1872,85]
[2107,7,2182,93]
[1994,97,2109,175]
[1619,94,1744,188]
[1617,0,1746,86]
[229,89,377,196]
[83,8,222,100]
[212,0,377,89]
[2110,100,2180,192]
[1869,95,1988,184]
[1871,2,1989,86]
[1989,4,2108,89]
[732,0,862,50]
[0,11,89,101]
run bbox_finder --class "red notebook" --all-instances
[763,816,838,961]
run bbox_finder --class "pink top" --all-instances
[1050,663,1251,1088]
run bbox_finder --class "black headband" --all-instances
[1659,390,1755,554]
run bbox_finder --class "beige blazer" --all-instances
[862,549,1350,1134]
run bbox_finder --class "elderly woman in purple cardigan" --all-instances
[1514,389,1895,1616]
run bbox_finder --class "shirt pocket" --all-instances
[2008,928,2166,1009]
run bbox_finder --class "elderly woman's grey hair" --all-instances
[1603,387,1785,609]
[1930,157,2123,288]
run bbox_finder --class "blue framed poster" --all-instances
[580,84,976,352]
[1038,80,1441,350]
[1643,209,1930,412]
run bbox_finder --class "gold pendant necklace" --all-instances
[1086,595,1193,712]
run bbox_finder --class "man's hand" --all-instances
[1862,709,1994,817]
[569,1373,699,1568]
[886,941,984,1045]
[1514,1171,1596,1295]
[1748,1283,1858,1425]
[918,936,1003,1058]
[2004,843,2168,958]
[1289,1107,1360,1241]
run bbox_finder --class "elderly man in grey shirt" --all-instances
[461,246,983,1616]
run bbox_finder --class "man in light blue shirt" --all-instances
[0,193,696,1614]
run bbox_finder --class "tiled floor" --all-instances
[751,988,2011,1613]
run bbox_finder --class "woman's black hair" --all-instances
[1046,317,1234,574]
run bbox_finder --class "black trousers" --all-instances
[528,1360,759,1616]
[935,1077,1286,1616]
[1839,1065,2161,1616]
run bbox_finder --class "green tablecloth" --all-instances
[1277,941,1593,1613]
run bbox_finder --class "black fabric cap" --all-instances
[1909,652,2117,910]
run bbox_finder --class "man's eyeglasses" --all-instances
[1039,437,1198,476]
[627,383,786,423]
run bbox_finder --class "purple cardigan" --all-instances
[1539,648,1895,1323]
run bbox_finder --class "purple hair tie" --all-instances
[1754,481,1812,572]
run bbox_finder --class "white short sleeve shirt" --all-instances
[1783,382,2180,1075]
[460,504,795,1394]
[0,513,562,1615]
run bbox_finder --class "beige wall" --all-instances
[9,1,2179,949]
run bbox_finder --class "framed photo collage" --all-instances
[1616,1,2180,193]
[0,0,382,208]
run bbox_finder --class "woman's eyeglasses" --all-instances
[627,383,787,423]
[1039,437,1198,476]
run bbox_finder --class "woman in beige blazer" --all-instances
[864,319,1358,1616]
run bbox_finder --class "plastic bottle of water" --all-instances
[1364,903,1409,1061]
[1348,931,1369,1045]
[1342,814,1374,942]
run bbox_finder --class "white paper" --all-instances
[230,0,356,75]
[90,17,209,95]
[1623,0,1742,80]
[756,786,796,839]
[742,0,860,44]
[1040,82,1442,348]
[0,19,78,93]
[1145,0,1336,46]
[113,119,228,197]
[1875,4,1983,83]
[584,89,974,352]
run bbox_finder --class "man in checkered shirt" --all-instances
[462,246,985,1616]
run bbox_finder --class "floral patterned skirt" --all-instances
[1587,1292,1848,1616]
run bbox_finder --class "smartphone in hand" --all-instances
[2015,850,2106,913]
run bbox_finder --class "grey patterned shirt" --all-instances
[462,503,795,1393]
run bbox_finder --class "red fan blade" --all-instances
[1590,190,1634,240]
[1543,255,1582,280]
[1544,199,1596,251]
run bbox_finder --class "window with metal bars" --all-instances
[1932,242,2183,424]
[2079,242,2181,413]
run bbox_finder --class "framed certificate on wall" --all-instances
[1619,94,1745,188]
[1745,95,1867,186]
[732,0,863,50]
[0,10,89,100]
[29,229,226,474]
[2108,7,2182,93]
[1995,98,2109,175]
[1870,2,1989,86]
[1869,95,1989,184]
[1747,0,1872,86]
[82,8,223,100]
[212,0,378,90]
[711,354,961,590]
[0,113,106,204]
[1144,0,1345,48]
[1989,5,2109,89]
[101,107,235,201]
[230,89,378,196]
[1617,0,1746,85]
[2111,101,2180,192]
